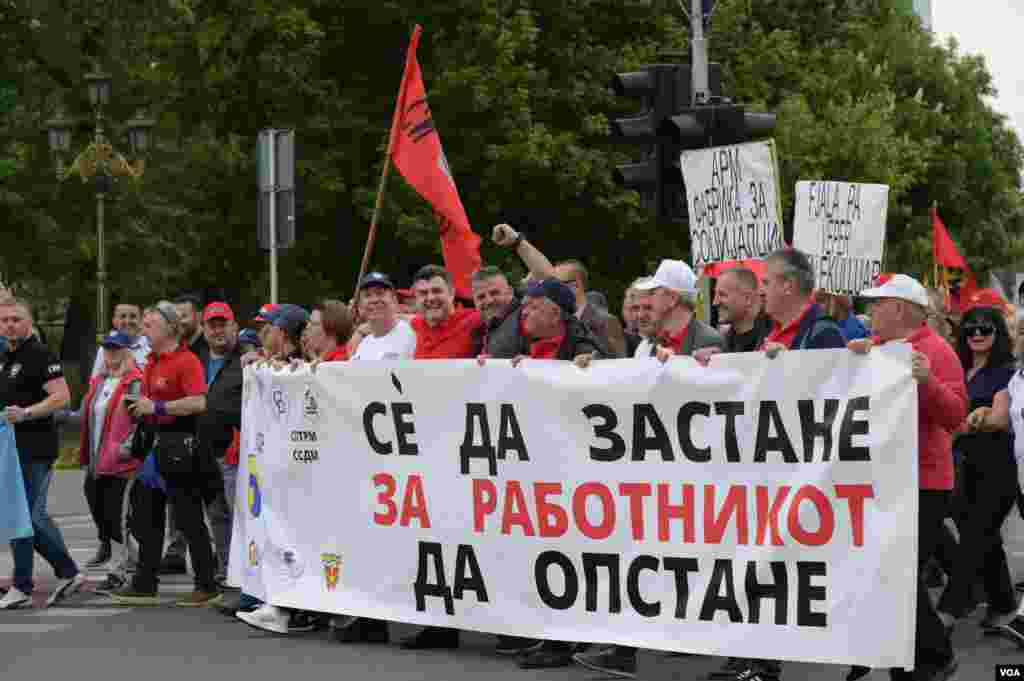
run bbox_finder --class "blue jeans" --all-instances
[11,460,79,593]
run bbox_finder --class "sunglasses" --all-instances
[963,324,996,338]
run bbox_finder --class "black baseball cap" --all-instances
[357,272,395,292]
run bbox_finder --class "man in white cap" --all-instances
[849,273,966,681]
[632,259,722,360]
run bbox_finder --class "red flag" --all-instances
[932,207,969,271]
[704,259,768,283]
[931,207,978,311]
[390,25,481,299]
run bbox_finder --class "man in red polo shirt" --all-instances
[410,264,483,360]
[761,248,846,355]
[849,274,966,681]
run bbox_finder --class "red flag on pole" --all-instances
[390,25,481,299]
[932,207,978,311]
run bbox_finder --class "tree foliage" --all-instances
[0,0,1020,319]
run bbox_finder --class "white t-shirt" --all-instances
[90,377,119,466]
[352,320,417,361]
[1008,369,1024,467]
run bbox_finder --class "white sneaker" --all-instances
[0,587,32,610]
[236,604,289,634]
[45,574,86,607]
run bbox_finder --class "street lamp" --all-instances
[45,72,154,336]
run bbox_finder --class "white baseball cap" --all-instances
[858,274,930,308]
[634,259,697,295]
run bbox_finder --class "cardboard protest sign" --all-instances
[793,181,889,295]
[681,141,784,274]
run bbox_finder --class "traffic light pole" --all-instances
[690,0,710,105]
[268,129,278,305]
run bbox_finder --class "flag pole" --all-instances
[354,26,420,296]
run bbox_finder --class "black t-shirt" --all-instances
[724,314,774,354]
[0,337,64,461]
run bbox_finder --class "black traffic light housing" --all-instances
[609,62,776,223]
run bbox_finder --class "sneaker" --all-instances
[176,590,220,608]
[706,659,781,681]
[109,585,160,606]
[45,574,86,607]
[706,658,752,680]
[237,604,289,634]
[0,587,31,610]
[287,610,318,633]
[1016,581,1024,593]
[93,574,126,595]
[495,635,542,656]
[572,647,638,678]
[997,616,1024,647]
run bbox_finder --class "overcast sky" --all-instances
[933,1,1023,138]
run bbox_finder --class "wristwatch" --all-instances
[511,231,524,248]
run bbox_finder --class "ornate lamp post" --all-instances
[45,70,154,334]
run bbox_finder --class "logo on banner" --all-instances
[247,454,262,517]
[255,432,264,454]
[278,548,305,583]
[248,540,260,568]
[321,553,342,591]
[302,386,320,423]
[271,388,289,418]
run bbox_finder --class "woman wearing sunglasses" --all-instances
[935,305,1022,641]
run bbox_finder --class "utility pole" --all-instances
[690,0,710,106]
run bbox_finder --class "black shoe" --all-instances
[331,616,390,644]
[997,616,1024,648]
[85,541,112,568]
[1016,580,1024,593]
[399,626,460,650]
[705,659,780,681]
[287,611,324,633]
[915,655,958,681]
[572,646,637,678]
[846,665,871,681]
[159,554,187,575]
[93,574,125,595]
[495,635,541,656]
[518,642,575,669]
[214,592,243,617]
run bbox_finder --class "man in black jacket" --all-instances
[195,302,243,585]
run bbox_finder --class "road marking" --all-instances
[33,607,127,617]
[0,623,72,633]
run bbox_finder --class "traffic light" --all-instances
[658,103,776,149]
[609,63,722,222]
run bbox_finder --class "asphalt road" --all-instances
[0,470,1020,681]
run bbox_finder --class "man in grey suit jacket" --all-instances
[555,260,627,358]
[630,259,723,359]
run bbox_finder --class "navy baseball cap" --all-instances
[238,328,262,348]
[272,304,310,336]
[357,272,394,292]
[100,331,135,349]
[525,278,577,317]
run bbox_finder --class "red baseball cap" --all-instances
[203,301,235,322]
[252,303,278,323]
[962,288,1008,314]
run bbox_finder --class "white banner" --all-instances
[792,181,890,295]
[681,140,784,275]
[231,349,919,668]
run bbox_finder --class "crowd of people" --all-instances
[0,223,1022,681]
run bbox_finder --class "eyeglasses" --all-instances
[963,324,996,338]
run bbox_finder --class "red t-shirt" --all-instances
[143,342,207,427]
[762,302,813,350]
[529,335,564,359]
[322,347,349,362]
[657,323,689,353]
[412,308,483,359]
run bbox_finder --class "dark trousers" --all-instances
[938,456,1019,618]
[129,472,222,592]
[83,473,129,544]
[892,491,955,680]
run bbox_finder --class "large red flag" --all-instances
[390,25,481,299]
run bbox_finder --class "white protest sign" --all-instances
[234,351,918,669]
[681,140,784,274]
[792,181,889,295]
